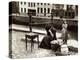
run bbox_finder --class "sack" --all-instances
[61,44,69,54]
[50,40,58,44]
[57,39,63,45]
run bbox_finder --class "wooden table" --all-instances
[25,32,39,52]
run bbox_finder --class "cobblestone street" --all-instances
[10,30,55,58]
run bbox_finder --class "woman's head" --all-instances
[45,24,51,30]
[63,20,67,24]
[64,21,67,24]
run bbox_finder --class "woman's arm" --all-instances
[49,29,54,37]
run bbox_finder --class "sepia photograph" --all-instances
[9,1,78,59]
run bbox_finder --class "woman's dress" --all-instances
[39,26,57,49]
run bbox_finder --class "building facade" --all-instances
[19,2,52,17]
[51,4,78,19]
[18,1,78,19]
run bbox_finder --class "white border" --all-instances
[0,0,80,60]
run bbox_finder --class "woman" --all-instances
[39,24,57,49]
[61,20,68,44]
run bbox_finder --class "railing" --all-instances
[9,11,77,19]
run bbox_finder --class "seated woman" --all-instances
[39,24,57,49]
[61,20,68,44]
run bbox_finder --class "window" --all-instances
[44,8,46,16]
[31,3,33,7]
[41,8,43,13]
[28,2,30,7]
[28,9,36,16]
[67,5,73,10]
[44,3,46,5]
[48,3,50,5]
[21,2,23,4]
[75,5,78,16]
[21,8,23,13]
[44,8,46,12]
[34,3,35,7]
[55,4,60,10]
[24,8,26,13]
[37,3,39,5]
[60,5,64,9]
[24,2,26,5]
[37,8,39,13]
[48,8,50,13]
[41,3,43,5]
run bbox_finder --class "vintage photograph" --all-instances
[9,1,78,58]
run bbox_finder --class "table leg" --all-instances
[37,36,39,48]
[31,38,34,52]
[25,36,27,50]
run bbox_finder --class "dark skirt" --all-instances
[39,35,54,49]
[63,31,68,44]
